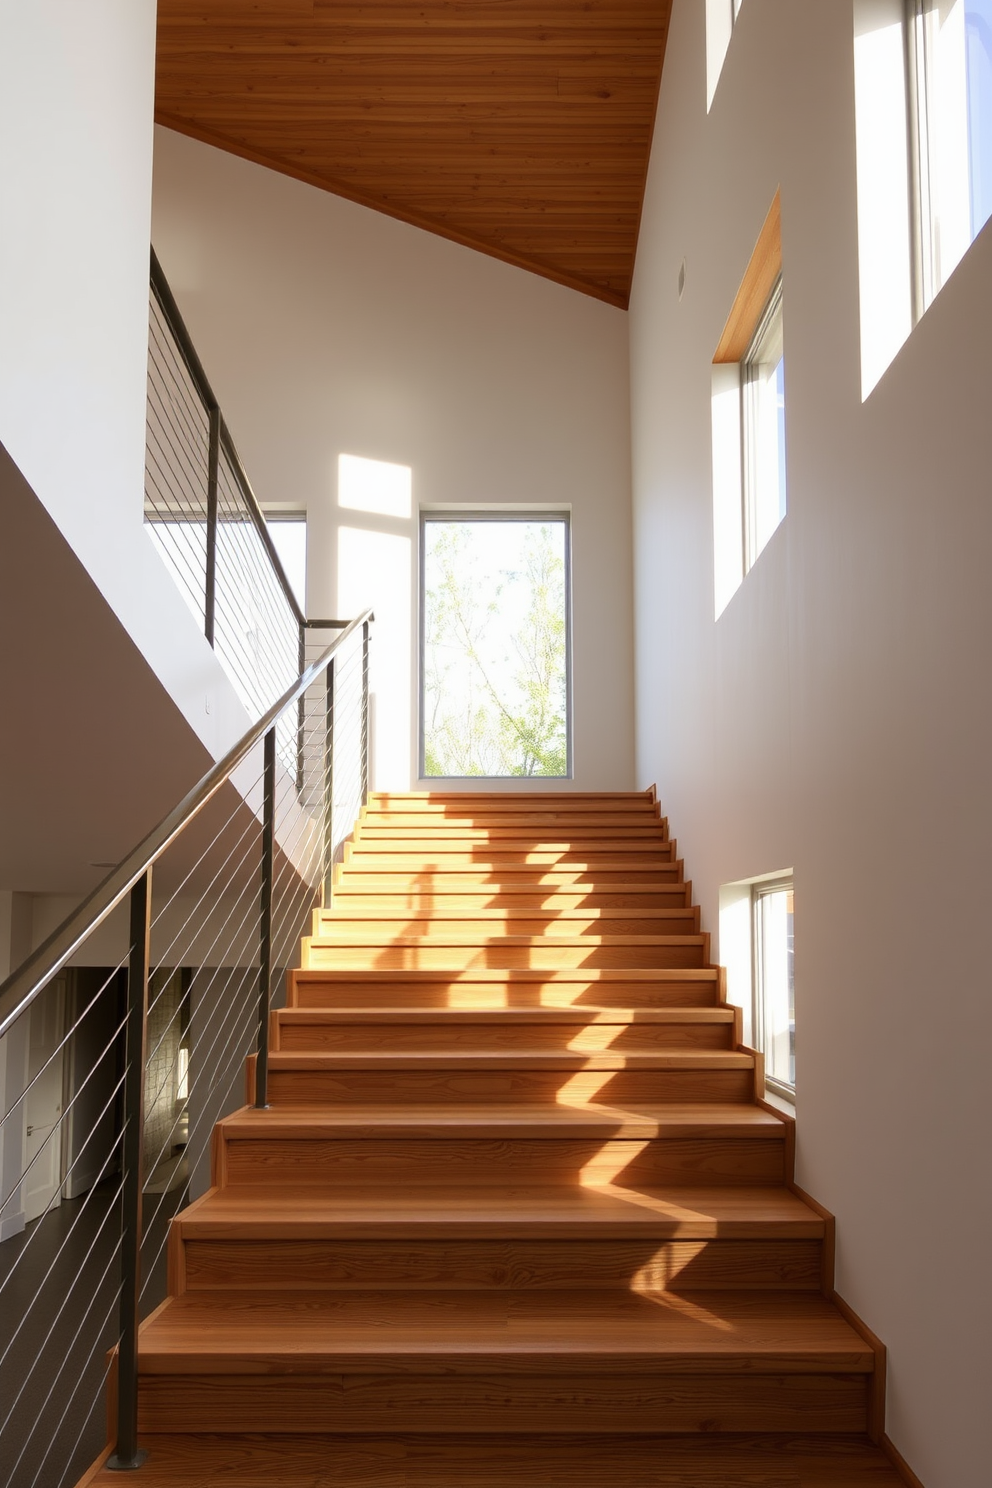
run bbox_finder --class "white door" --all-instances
[22,977,66,1224]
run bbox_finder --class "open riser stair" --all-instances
[83,790,907,1486]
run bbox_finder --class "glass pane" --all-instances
[758,887,795,1089]
[920,0,992,293]
[745,290,787,566]
[966,0,992,235]
[266,517,307,612]
[422,519,568,778]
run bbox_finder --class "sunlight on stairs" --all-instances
[82,790,906,1487]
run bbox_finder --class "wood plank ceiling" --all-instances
[155,1,673,308]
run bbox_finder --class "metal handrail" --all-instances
[0,607,374,1042]
[149,248,305,630]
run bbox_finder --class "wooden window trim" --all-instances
[713,191,782,364]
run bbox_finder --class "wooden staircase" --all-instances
[86,790,909,1486]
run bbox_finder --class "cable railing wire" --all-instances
[0,244,372,1488]
[0,621,371,1488]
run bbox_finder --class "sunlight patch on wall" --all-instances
[337,525,412,790]
[338,453,412,519]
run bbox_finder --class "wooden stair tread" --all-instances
[318,904,690,916]
[266,1050,752,1070]
[178,1184,823,1239]
[139,1288,871,1371]
[305,934,707,947]
[81,1432,911,1487]
[220,1101,785,1139]
[276,1007,735,1024]
[293,967,719,981]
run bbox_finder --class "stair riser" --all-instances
[220,1138,786,1189]
[345,851,677,866]
[355,828,670,842]
[335,869,686,887]
[289,980,720,1010]
[359,812,663,826]
[137,1372,868,1434]
[262,1069,756,1105]
[181,1238,823,1292]
[274,1025,734,1053]
[315,916,700,938]
[325,892,691,911]
[302,946,708,971]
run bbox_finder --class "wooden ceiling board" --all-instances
[155,0,673,306]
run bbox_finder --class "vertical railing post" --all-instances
[107,871,151,1472]
[361,619,370,805]
[255,728,275,1110]
[322,656,336,908]
[204,405,220,647]
[296,621,307,794]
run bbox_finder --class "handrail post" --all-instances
[204,405,220,647]
[107,871,151,1472]
[296,622,307,795]
[322,656,336,907]
[255,728,275,1109]
[361,619,370,804]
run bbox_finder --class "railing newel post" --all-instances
[204,405,220,647]
[106,871,152,1473]
[323,656,336,908]
[361,619,370,805]
[255,728,276,1110]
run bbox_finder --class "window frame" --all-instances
[418,509,573,782]
[751,876,796,1103]
[740,275,787,575]
[905,0,992,314]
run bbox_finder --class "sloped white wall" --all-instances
[0,1,249,761]
[630,2,992,1484]
[150,127,635,792]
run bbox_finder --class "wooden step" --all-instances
[272,1006,738,1053]
[300,934,710,971]
[326,885,693,910]
[313,908,701,937]
[134,1288,872,1434]
[355,824,670,841]
[344,843,677,862]
[215,1102,790,1189]
[257,1049,756,1107]
[358,812,664,829]
[80,1431,913,1487]
[173,1184,824,1293]
[366,791,658,808]
[333,864,687,887]
[287,967,724,1010]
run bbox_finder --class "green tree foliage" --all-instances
[423,522,567,777]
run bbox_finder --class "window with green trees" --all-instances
[420,514,570,779]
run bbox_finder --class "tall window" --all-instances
[909,0,992,307]
[712,193,785,614]
[742,279,787,572]
[420,514,570,779]
[753,880,796,1099]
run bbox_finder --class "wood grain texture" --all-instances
[713,190,783,363]
[154,1,673,305]
[84,1431,910,1486]
[77,791,900,1487]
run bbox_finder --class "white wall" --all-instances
[150,127,635,792]
[0,1,249,763]
[630,2,992,1484]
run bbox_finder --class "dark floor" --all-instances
[0,1177,185,1488]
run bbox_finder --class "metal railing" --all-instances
[0,610,372,1488]
[145,249,306,730]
